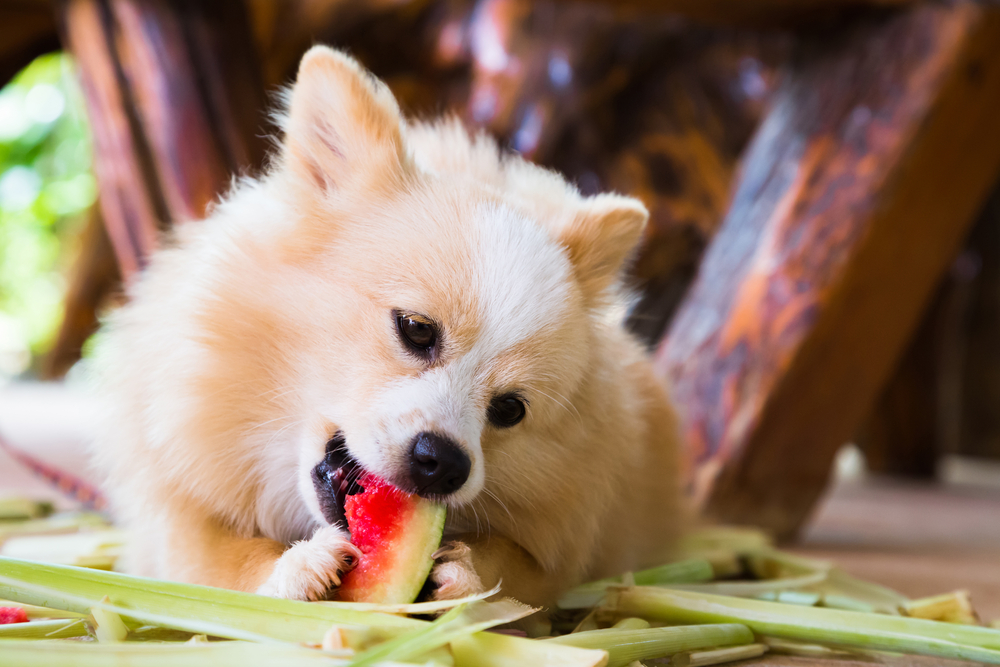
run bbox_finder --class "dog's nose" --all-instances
[408,432,470,496]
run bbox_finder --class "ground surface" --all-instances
[2,381,999,663]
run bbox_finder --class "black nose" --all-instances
[408,432,470,496]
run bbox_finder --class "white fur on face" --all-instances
[324,201,578,506]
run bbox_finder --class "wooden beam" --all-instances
[614,35,789,347]
[110,0,267,222]
[656,2,1000,538]
[57,0,267,280]
[59,0,164,277]
[554,0,915,28]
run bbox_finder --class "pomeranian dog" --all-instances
[92,46,681,606]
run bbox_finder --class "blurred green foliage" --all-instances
[0,53,96,379]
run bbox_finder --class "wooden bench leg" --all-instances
[657,2,1000,539]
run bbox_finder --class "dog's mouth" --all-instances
[310,432,364,530]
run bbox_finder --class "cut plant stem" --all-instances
[673,643,769,667]
[0,498,54,521]
[754,591,821,606]
[0,557,601,667]
[816,568,908,615]
[452,629,608,667]
[906,590,978,624]
[92,596,128,642]
[672,571,827,597]
[318,584,501,615]
[0,600,82,620]
[347,600,535,667]
[0,618,88,639]
[607,586,1000,664]
[0,639,354,666]
[546,623,754,667]
[1,530,125,570]
[611,618,650,631]
[819,593,876,613]
[558,559,713,609]
[632,559,714,587]
[0,513,109,544]
[0,556,417,645]
[679,527,772,557]
[761,636,866,659]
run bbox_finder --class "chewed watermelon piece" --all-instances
[0,607,28,624]
[337,473,446,604]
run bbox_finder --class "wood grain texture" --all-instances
[58,0,267,280]
[59,0,162,277]
[612,34,789,346]
[656,2,1000,538]
[110,1,230,224]
[553,0,915,28]
[109,0,267,223]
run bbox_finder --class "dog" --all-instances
[91,45,682,607]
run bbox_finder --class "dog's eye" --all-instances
[488,394,526,428]
[396,312,437,354]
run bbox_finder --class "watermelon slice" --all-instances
[0,607,28,624]
[337,473,446,604]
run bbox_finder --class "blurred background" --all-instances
[0,0,998,618]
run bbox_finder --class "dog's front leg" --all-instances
[430,535,570,607]
[147,500,358,600]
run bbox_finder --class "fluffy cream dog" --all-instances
[92,46,681,606]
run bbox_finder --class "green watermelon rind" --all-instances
[392,499,447,605]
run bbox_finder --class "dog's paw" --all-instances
[429,541,484,601]
[256,526,361,601]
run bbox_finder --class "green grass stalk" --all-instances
[0,618,88,639]
[546,623,754,667]
[0,639,350,666]
[558,559,714,609]
[607,586,1000,664]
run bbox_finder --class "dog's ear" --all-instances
[559,194,648,296]
[284,46,407,192]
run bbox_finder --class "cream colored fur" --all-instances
[92,46,682,606]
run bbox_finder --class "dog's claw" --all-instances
[430,540,483,601]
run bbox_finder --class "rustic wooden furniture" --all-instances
[5,0,1000,540]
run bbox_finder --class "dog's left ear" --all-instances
[284,46,407,193]
[559,194,648,296]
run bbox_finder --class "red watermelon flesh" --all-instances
[337,473,446,604]
[0,607,28,624]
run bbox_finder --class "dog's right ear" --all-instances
[284,46,407,193]
[559,194,649,298]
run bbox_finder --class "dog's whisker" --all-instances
[258,419,307,458]
[246,414,296,432]
[262,387,300,404]
[480,496,493,540]
[483,475,541,515]
[481,488,516,542]
[521,382,583,425]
